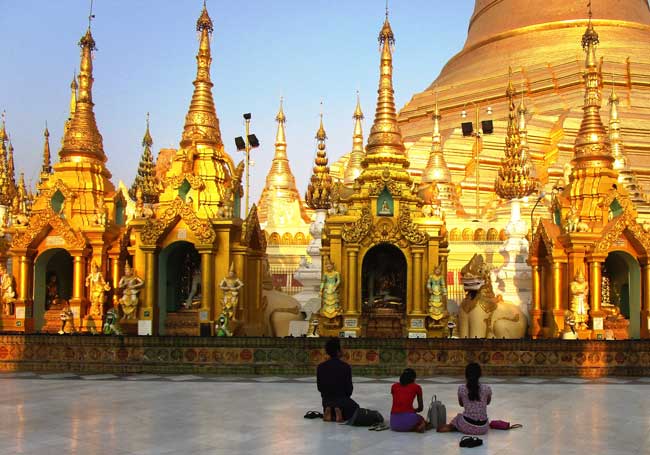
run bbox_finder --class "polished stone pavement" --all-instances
[0,374,648,454]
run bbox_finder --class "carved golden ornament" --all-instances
[530,221,555,257]
[12,208,86,249]
[369,175,402,197]
[342,205,373,244]
[371,218,399,243]
[141,197,216,246]
[599,189,633,215]
[241,204,267,250]
[594,211,650,254]
[162,173,205,191]
[398,205,428,245]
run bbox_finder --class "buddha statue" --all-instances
[427,265,448,322]
[319,261,341,319]
[569,269,589,330]
[118,263,144,320]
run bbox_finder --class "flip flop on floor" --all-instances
[304,411,324,419]
[369,423,389,431]
[459,436,483,448]
[509,423,523,429]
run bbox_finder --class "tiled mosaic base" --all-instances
[0,335,649,377]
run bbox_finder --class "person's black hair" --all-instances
[466,362,482,401]
[399,368,416,386]
[325,337,341,358]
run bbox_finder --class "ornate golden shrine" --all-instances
[6,26,123,334]
[529,18,650,340]
[317,15,448,338]
[127,4,266,336]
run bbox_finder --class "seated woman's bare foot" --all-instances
[323,407,333,422]
[415,420,427,433]
[424,421,434,431]
[437,424,457,432]
[335,408,344,423]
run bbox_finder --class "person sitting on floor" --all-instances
[390,368,427,432]
[438,362,491,435]
[316,337,359,422]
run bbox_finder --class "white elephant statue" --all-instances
[457,254,528,339]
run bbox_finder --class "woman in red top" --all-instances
[390,368,426,432]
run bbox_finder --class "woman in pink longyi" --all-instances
[438,362,491,435]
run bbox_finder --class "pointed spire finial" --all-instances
[88,0,95,29]
[276,97,286,124]
[142,112,153,147]
[306,111,332,210]
[379,2,395,46]
[316,107,327,141]
[0,111,6,143]
[354,91,364,120]
[274,97,287,146]
[344,92,366,186]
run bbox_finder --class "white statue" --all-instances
[118,263,144,320]
[0,264,15,316]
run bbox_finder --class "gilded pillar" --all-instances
[552,262,563,311]
[589,260,602,313]
[110,255,120,307]
[641,261,650,338]
[412,250,424,315]
[346,248,359,315]
[19,255,33,300]
[531,264,541,312]
[72,255,86,301]
[143,249,156,316]
[199,250,213,321]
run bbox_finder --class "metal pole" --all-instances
[475,105,480,221]
[244,117,251,217]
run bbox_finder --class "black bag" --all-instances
[347,407,384,427]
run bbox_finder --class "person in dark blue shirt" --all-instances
[316,337,359,422]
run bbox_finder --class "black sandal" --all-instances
[304,410,324,419]
[459,436,483,448]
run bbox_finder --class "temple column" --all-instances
[588,258,604,335]
[345,247,359,315]
[141,247,157,335]
[12,253,34,333]
[529,261,542,338]
[411,250,424,315]
[550,261,566,338]
[199,249,214,323]
[109,254,120,308]
[641,260,650,338]
[70,254,86,331]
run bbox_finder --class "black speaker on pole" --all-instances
[461,122,474,137]
[481,120,494,135]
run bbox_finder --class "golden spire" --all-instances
[16,172,29,216]
[130,113,159,204]
[495,68,537,200]
[7,140,16,201]
[180,2,223,148]
[344,93,365,186]
[609,84,626,174]
[0,113,11,207]
[572,8,612,168]
[258,98,310,224]
[421,96,452,186]
[362,11,409,180]
[518,82,528,148]
[60,25,107,164]
[69,73,78,117]
[41,123,52,176]
[305,113,333,210]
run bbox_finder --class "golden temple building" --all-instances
[256,100,312,271]
[318,14,448,338]
[1,4,266,337]
[332,0,650,271]
[530,16,650,340]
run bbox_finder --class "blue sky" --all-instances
[0,0,474,203]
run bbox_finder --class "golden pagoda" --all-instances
[129,3,266,336]
[329,0,650,272]
[320,12,447,338]
[257,99,312,270]
[7,23,123,333]
[529,15,650,340]
[129,114,160,205]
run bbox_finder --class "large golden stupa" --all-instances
[333,0,650,270]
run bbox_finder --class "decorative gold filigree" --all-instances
[369,177,401,197]
[594,211,650,254]
[141,197,216,246]
[398,205,427,245]
[11,208,86,249]
[162,173,205,191]
[371,217,399,243]
[342,205,372,244]
[241,204,266,250]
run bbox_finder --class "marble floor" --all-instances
[0,374,648,455]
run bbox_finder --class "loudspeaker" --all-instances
[234,136,246,151]
[481,120,494,135]
[461,122,473,137]
[248,134,260,148]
